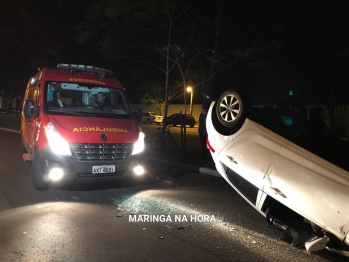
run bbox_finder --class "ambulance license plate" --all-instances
[92,165,115,174]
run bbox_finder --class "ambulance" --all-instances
[21,63,145,190]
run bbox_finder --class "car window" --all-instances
[222,163,259,205]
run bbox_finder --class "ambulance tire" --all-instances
[31,151,51,190]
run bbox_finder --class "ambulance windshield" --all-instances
[44,82,132,118]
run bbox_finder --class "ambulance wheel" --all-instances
[31,152,51,190]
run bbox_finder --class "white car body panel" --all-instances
[218,127,280,190]
[207,102,349,245]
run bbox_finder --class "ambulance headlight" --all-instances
[133,165,145,176]
[48,167,64,181]
[132,131,145,155]
[45,122,71,156]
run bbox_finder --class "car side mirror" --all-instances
[23,99,39,118]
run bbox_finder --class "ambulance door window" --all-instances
[29,88,40,116]
[28,89,35,101]
[28,88,39,103]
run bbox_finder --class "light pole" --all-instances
[186,86,193,115]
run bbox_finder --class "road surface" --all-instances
[0,130,347,261]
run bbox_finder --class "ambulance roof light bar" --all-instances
[57,63,113,79]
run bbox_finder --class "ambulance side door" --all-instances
[24,87,40,157]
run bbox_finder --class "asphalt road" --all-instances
[0,130,348,261]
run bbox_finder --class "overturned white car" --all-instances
[206,90,349,257]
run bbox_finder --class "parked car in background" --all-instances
[165,113,196,128]
[141,112,163,124]
[206,89,349,257]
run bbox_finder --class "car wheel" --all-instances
[216,89,246,129]
[146,119,151,124]
[31,151,51,190]
[190,124,194,128]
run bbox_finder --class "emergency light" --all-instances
[57,63,113,77]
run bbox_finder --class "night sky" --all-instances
[1,0,349,104]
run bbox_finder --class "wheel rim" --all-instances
[219,94,241,122]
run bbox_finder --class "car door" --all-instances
[27,88,40,158]
[263,144,349,240]
[149,112,155,122]
[22,88,35,153]
[168,114,177,125]
[219,127,280,192]
[217,127,280,208]
[141,113,148,123]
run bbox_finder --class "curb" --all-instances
[0,127,21,134]
[0,126,220,177]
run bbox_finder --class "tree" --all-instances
[0,0,98,93]
[77,0,283,149]
[140,82,183,115]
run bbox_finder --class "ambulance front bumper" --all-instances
[37,146,145,184]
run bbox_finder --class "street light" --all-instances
[186,86,193,115]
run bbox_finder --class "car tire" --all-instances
[216,89,246,129]
[146,119,151,124]
[31,151,51,190]
[190,124,194,128]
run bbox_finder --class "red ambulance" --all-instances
[21,63,145,190]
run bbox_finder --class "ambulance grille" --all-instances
[69,143,133,161]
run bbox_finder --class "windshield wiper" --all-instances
[86,113,128,119]
[47,108,130,118]
[47,109,92,117]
